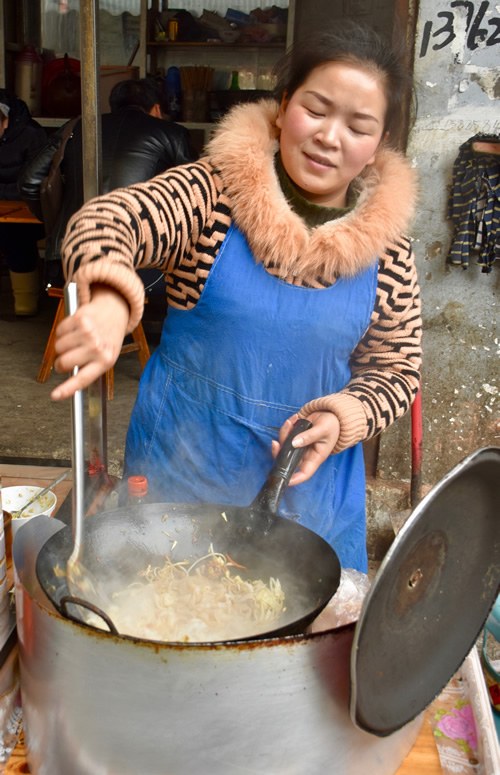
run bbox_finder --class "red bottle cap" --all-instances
[127,475,148,499]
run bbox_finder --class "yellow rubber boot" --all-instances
[9,270,39,316]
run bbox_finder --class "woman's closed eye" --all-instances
[307,108,325,118]
[350,124,377,136]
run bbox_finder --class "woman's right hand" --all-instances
[50,284,130,401]
[272,411,341,485]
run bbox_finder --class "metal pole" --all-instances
[21,0,41,48]
[410,388,423,507]
[79,0,108,475]
[139,0,148,77]
[0,0,5,88]
[79,0,102,201]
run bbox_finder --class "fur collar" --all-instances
[205,99,418,281]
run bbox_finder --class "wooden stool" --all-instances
[37,287,151,400]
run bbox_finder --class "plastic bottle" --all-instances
[15,46,43,115]
[164,66,182,120]
[127,475,148,505]
[229,70,240,90]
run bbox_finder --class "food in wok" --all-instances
[97,544,286,642]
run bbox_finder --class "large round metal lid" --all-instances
[351,446,500,736]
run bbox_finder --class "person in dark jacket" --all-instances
[20,77,195,290]
[0,90,47,316]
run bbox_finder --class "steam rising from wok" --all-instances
[37,500,341,644]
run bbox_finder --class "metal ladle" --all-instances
[63,283,113,625]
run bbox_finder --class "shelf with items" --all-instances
[142,1,293,79]
[155,48,280,130]
[146,41,287,82]
[139,2,293,149]
[146,1,291,47]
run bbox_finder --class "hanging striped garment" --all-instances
[447,134,500,274]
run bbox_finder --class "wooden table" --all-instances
[397,716,442,773]
[0,201,41,224]
[1,463,444,774]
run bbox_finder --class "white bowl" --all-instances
[2,486,57,539]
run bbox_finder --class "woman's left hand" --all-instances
[272,412,340,486]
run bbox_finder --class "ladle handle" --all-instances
[64,283,86,557]
[251,418,312,514]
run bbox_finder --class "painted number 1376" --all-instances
[419,0,500,57]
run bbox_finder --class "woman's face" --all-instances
[276,61,388,208]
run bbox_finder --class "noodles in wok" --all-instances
[105,545,286,642]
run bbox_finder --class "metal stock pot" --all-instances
[13,447,500,775]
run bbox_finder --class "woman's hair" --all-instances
[273,20,413,142]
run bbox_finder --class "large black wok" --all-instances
[36,418,342,643]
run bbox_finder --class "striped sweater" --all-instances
[62,99,422,454]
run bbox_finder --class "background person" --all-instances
[20,76,196,293]
[49,22,422,573]
[0,89,47,316]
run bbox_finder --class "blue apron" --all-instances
[125,225,378,571]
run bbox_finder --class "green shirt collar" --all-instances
[275,152,356,228]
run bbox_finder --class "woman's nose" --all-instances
[316,120,341,147]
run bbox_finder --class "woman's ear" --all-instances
[361,130,388,168]
[366,130,390,166]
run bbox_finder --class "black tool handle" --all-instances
[251,418,313,515]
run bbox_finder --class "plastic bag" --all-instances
[308,568,371,633]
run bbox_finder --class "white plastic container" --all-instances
[14,47,42,115]
[462,648,500,773]
[2,487,57,544]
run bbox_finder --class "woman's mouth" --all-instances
[305,152,336,169]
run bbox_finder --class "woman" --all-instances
[51,22,421,571]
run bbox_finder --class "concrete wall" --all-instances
[377,0,500,489]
